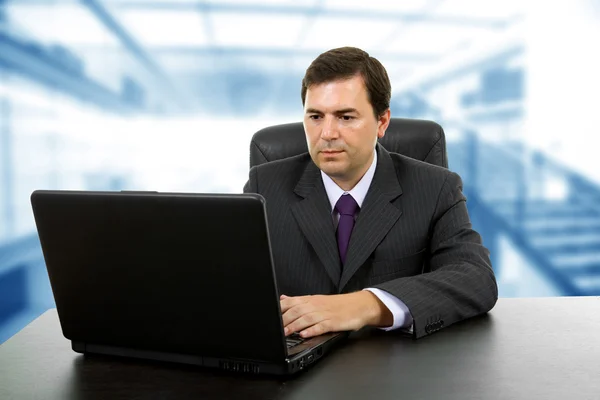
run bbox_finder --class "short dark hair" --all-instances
[301,47,391,118]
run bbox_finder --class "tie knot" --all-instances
[335,194,359,216]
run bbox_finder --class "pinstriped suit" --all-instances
[243,143,498,339]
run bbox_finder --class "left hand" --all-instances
[280,291,392,339]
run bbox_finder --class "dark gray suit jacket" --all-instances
[243,143,498,339]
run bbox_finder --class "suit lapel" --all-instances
[291,161,342,288]
[339,144,403,291]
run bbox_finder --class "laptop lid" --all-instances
[31,190,289,363]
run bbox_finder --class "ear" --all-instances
[377,109,391,139]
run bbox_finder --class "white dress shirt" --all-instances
[320,150,414,332]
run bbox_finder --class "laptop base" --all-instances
[72,332,346,376]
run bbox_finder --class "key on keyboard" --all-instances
[286,333,305,348]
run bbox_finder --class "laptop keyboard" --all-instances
[286,333,306,348]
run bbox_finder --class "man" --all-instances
[243,47,497,340]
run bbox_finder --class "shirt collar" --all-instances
[321,149,377,211]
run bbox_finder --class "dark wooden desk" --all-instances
[1,297,599,400]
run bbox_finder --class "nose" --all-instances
[320,116,339,141]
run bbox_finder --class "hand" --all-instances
[280,291,393,339]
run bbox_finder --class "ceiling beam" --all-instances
[148,46,440,62]
[109,1,511,29]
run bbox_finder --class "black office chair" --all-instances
[248,118,448,169]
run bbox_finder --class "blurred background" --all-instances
[1,0,600,343]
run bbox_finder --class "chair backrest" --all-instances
[249,118,448,168]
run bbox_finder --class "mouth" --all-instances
[321,150,344,155]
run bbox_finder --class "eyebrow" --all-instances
[305,108,360,115]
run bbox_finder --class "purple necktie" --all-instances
[335,194,359,265]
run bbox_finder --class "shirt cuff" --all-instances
[363,288,414,332]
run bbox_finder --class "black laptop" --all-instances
[30,190,347,375]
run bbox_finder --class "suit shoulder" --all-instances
[388,152,463,195]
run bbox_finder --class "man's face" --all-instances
[303,75,390,184]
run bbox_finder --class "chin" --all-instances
[313,154,348,175]
[319,164,347,178]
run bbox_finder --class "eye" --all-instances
[309,114,321,120]
[341,115,354,121]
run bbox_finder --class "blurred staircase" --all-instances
[449,136,600,296]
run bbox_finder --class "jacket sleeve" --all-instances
[373,171,498,339]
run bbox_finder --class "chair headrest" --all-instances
[249,118,447,168]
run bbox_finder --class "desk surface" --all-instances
[1,297,599,400]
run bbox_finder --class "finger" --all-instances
[280,296,307,313]
[299,320,332,338]
[284,312,326,336]
[282,302,314,328]
[280,294,288,299]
